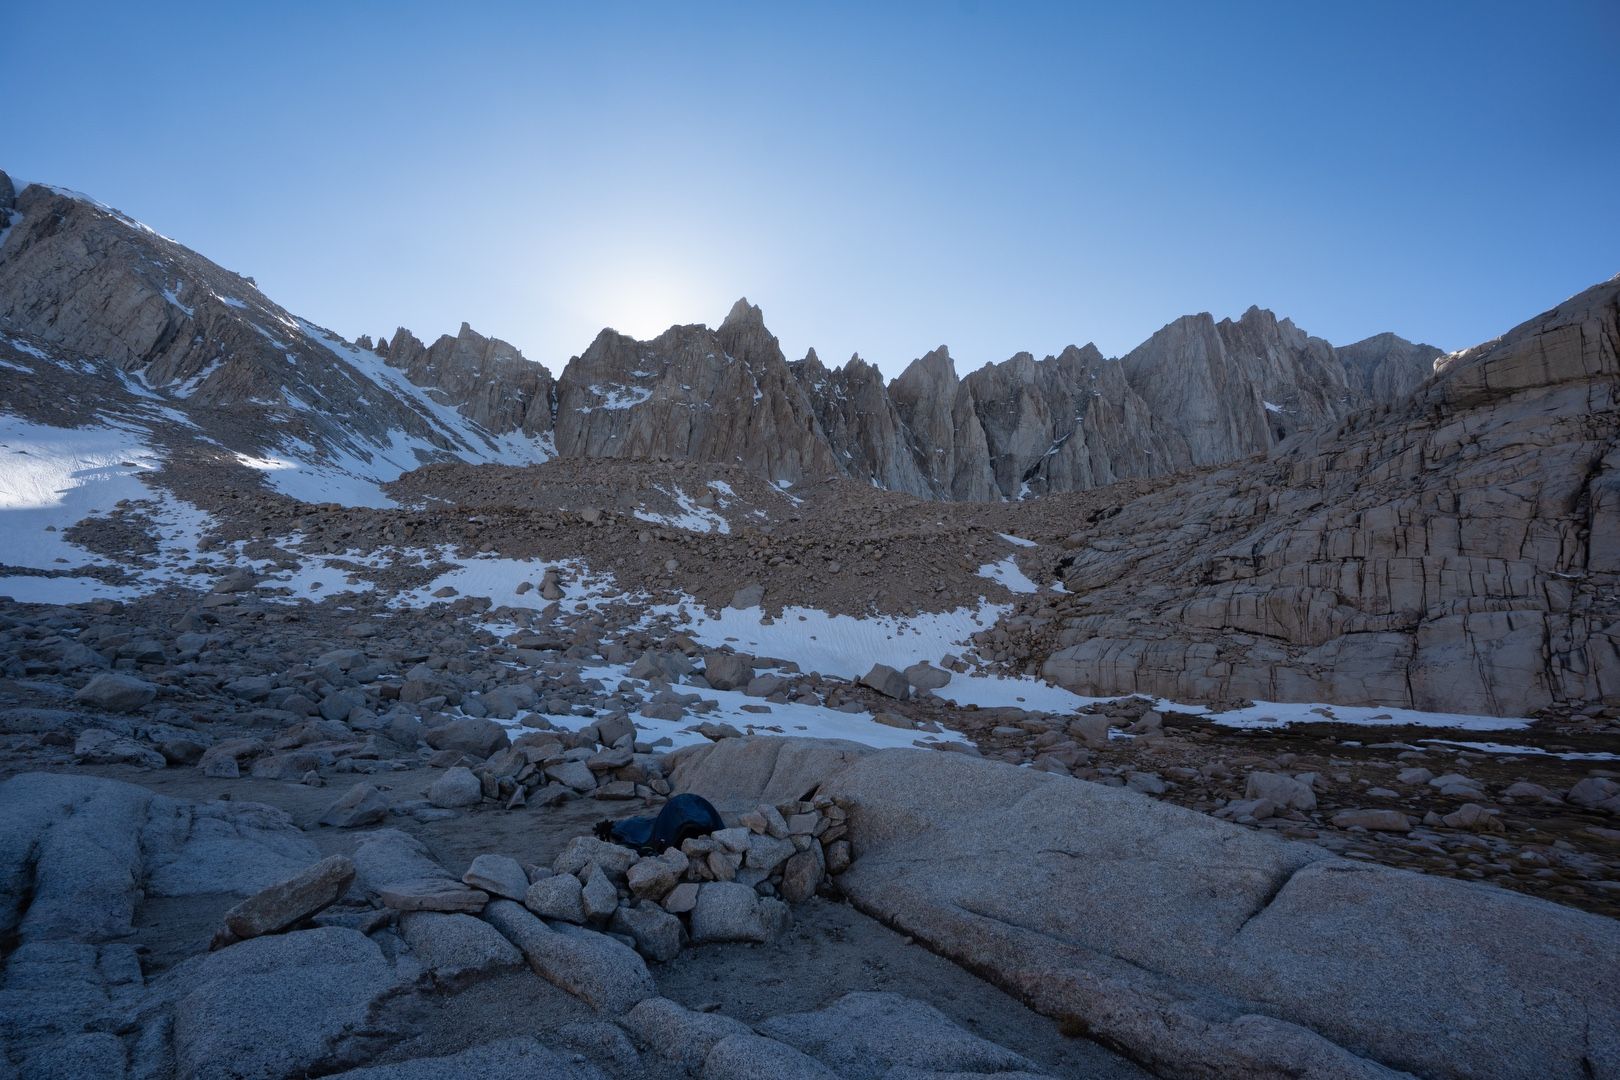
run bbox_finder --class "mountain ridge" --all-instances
[1,171,1439,503]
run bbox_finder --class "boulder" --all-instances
[1245,771,1316,811]
[352,829,488,913]
[482,899,654,1013]
[664,735,872,810]
[423,716,509,758]
[73,728,165,768]
[318,782,391,828]
[547,760,598,792]
[73,673,156,712]
[626,852,685,900]
[1067,714,1111,749]
[859,664,910,700]
[903,662,952,691]
[689,882,789,944]
[397,911,524,986]
[214,855,355,948]
[1331,809,1411,833]
[199,736,266,778]
[553,836,638,880]
[622,997,752,1073]
[702,651,754,691]
[610,902,685,962]
[1569,776,1620,810]
[702,1033,840,1080]
[581,864,619,922]
[661,882,700,914]
[779,843,825,903]
[729,584,765,609]
[427,766,482,808]
[525,872,587,924]
[173,927,400,1080]
[462,854,529,901]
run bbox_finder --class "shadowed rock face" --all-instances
[1037,275,1620,716]
[1338,330,1445,402]
[551,300,841,486]
[384,323,555,439]
[0,170,1435,501]
[790,349,934,495]
[0,179,553,470]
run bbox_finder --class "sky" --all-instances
[4,1,1618,377]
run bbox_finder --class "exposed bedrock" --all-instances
[672,737,1620,1080]
[1034,275,1620,716]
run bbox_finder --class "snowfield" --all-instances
[976,555,1039,594]
[650,599,1009,678]
[0,416,163,568]
[0,416,217,602]
[493,660,971,752]
[394,554,633,613]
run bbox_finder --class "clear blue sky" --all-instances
[5,1,1617,376]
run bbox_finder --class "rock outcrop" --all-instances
[551,299,840,485]
[658,736,1620,1075]
[383,322,555,440]
[1036,275,1620,715]
[730,742,1620,1080]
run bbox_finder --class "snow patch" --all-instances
[1201,701,1534,732]
[580,384,654,412]
[656,599,1007,679]
[977,556,1039,594]
[162,285,195,317]
[523,662,972,752]
[1421,739,1618,762]
[633,485,729,534]
[393,554,634,613]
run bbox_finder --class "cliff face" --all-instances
[0,169,1438,502]
[550,300,840,485]
[1037,275,1620,716]
[383,323,555,440]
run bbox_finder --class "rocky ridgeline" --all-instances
[0,172,1435,502]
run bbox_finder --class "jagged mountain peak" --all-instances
[1053,343,1107,367]
[1344,329,1427,352]
[721,296,764,329]
[0,167,1444,506]
[893,346,958,390]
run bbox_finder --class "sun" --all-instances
[568,262,720,342]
